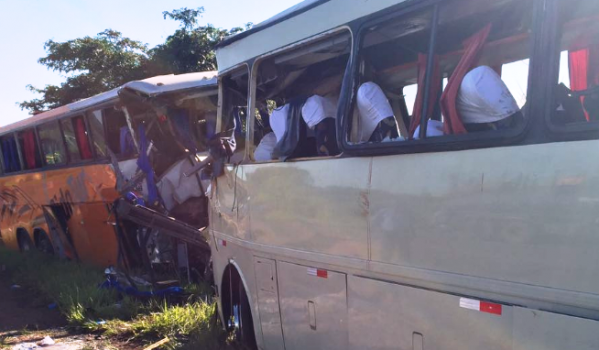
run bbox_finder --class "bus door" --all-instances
[277,261,348,350]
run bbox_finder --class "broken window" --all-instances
[38,121,66,166]
[253,30,351,161]
[433,0,533,135]
[104,108,135,158]
[219,67,249,164]
[347,0,533,145]
[349,9,433,143]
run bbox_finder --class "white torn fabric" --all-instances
[413,120,445,140]
[457,66,520,124]
[302,95,338,129]
[255,132,277,162]
[270,104,290,142]
[357,82,395,142]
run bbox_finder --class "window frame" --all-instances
[338,0,542,157]
[218,63,251,164]
[542,0,599,141]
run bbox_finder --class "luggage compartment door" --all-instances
[254,257,285,350]
[278,261,348,350]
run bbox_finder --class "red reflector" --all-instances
[480,301,502,315]
[307,268,328,278]
[316,269,328,278]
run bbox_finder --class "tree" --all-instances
[20,30,149,113]
[149,7,251,74]
[20,8,250,114]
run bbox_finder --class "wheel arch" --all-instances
[220,259,259,347]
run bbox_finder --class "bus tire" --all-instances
[222,265,257,350]
[17,230,34,253]
[34,230,54,255]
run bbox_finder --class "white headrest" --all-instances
[302,95,338,129]
[254,132,277,162]
[457,66,520,124]
[413,120,445,140]
[270,104,290,142]
[357,82,395,142]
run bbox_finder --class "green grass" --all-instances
[0,246,238,349]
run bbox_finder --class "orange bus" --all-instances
[0,72,218,268]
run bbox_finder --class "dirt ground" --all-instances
[0,270,140,350]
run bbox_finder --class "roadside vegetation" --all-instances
[0,246,238,349]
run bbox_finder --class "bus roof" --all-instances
[215,0,407,72]
[0,71,218,134]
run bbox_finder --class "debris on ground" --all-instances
[142,337,170,350]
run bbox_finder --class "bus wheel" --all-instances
[223,266,257,349]
[35,231,54,255]
[17,230,33,253]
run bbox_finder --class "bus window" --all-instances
[104,108,134,158]
[87,110,107,158]
[253,31,351,160]
[551,0,599,126]
[351,10,433,143]
[0,134,21,173]
[18,128,42,170]
[38,121,66,166]
[60,116,93,162]
[219,67,248,164]
[433,0,533,136]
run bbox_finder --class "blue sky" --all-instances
[0,0,302,126]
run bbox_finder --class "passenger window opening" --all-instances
[350,8,433,143]
[349,0,533,144]
[60,116,93,163]
[0,134,21,173]
[87,110,107,158]
[434,0,532,136]
[103,108,135,159]
[220,68,249,164]
[37,121,66,166]
[551,0,599,126]
[253,31,351,162]
[18,128,42,170]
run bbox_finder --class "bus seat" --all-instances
[357,82,401,142]
[413,120,445,140]
[302,95,339,156]
[457,66,520,130]
[255,132,277,161]
[440,24,492,135]
[272,97,314,160]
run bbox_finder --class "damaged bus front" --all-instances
[0,72,218,280]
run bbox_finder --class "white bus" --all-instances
[206,0,599,348]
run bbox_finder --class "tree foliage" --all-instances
[20,8,250,113]
[150,8,250,74]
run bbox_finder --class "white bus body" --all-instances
[209,0,599,349]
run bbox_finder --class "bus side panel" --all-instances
[0,172,47,250]
[44,164,119,266]
[348,275,513,350]
[67,202,118,267]
[278,261,348,350]
[253,257,285,350]
[369,141,599,295]
[513,307,599,350]
[243,158,371,260]
[211,166,248,240]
